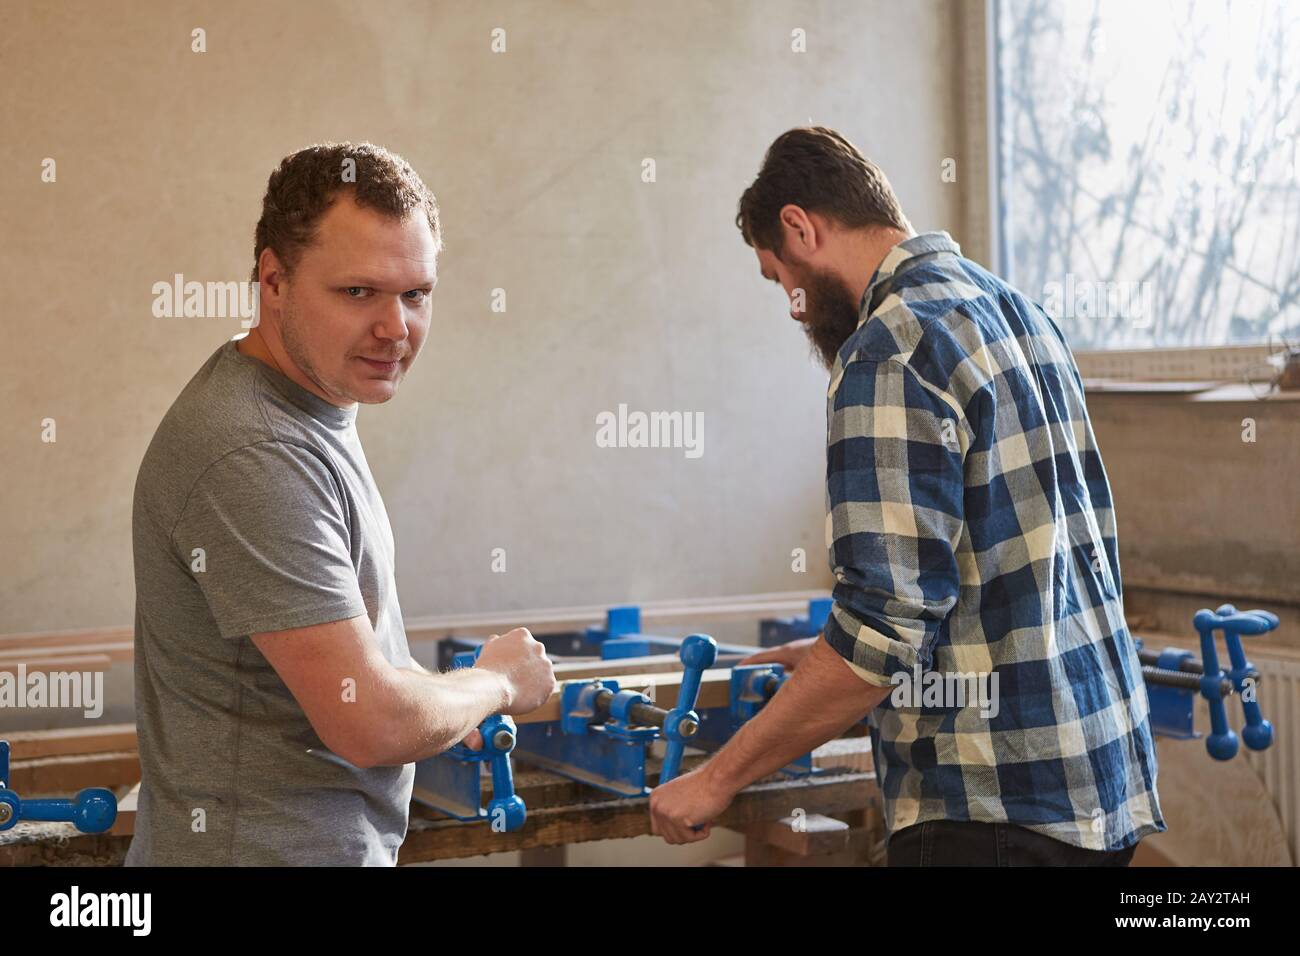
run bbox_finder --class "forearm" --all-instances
[368,666,511,765]
[701,636,891,795]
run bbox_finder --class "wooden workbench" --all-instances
[0,744,878,866]
[0,655,883,866]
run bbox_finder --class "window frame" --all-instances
[972,0,1290,382]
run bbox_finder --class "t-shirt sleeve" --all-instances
[170,441,368,639]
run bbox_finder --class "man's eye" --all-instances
[403,289,428,302]
[345,287,369,298]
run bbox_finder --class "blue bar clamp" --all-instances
[693,664,815,776]
[1140,604,1276,760]
[513,634,718,795]
[411,647,526,831]
[0,740,117,834]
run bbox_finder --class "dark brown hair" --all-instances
[736,127,909,258]
[251,142,442,282]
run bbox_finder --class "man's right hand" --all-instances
[737,635,819,672]
[475,627,557,715]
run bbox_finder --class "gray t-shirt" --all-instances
[126,337,414,866]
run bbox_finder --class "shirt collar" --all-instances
[857,230,962,324]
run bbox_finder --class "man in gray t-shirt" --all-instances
[127,143,555,865]
[129,338,412,864]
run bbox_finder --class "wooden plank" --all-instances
[550,653,747,680]
[743,822,884,868]
[5,724,138,760]
[7,752,141,794]
[811,736,874,773]
[1081,379,1220,394]
[741,792,886,867]
[739,813,849,856]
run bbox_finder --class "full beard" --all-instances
[797,266,864,372]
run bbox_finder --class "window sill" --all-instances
[1082,380,1300,403]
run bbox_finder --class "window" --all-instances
[994,0,1300,352]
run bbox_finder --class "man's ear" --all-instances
[779,205,802,242]
[779,204,818,255]
[257,248,289,297]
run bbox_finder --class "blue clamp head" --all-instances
[585,605,643,645]
[1193,604,1277,761]
[562,680,617,735]
[759,597,834,645]
[0,741,117,834]
[605,688,659,741]
[731,664,787,722]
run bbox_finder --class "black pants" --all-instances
[887,820,1138,866]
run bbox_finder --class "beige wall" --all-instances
[1087,393,1300,646]
[0,0,965,634]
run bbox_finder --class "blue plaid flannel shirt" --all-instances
[822,231,1165,851]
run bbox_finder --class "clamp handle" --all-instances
[1193,604,1277,760]
[448,649,527,831]
[0,741,117,834]
[479,714,526,832]
[659,634,717,784]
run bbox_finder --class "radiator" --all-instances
[1242,651,1300,866]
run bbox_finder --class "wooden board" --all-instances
[550,653,747,679]
[5,724,138,760]
[739,813,850,855]
[7,751,141,795]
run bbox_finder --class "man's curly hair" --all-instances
[251,142,442,282]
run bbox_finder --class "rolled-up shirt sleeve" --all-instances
[822,357,968,686]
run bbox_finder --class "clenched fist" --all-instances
[475,627,557,715]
